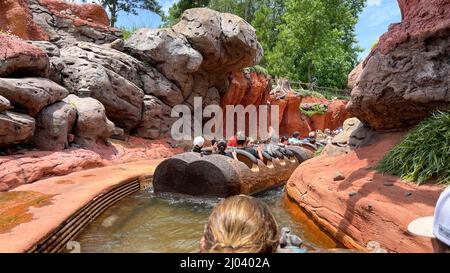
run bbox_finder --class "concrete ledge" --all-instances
[0,159,162,253]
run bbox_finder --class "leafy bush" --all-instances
[315,146,324,156]
[301,104,327,117]
[294,88,349,100]
[244,65,270,76]
[377,111,450,185]
[120,27,133,40]
[295,89,325,99]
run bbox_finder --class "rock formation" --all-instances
[0,111,35,147]
[286,132,443,252]
[0,0,48,40]
[0,0,265,152]
[347,0,450,131]
[0,77,69,117]
[29,0,122,46]
[33,101,76,151]
[0,33,49,77]
[63,94,114,146]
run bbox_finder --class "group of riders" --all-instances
[190,128,342,161]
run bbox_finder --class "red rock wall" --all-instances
[38,0,112,29]
[375,0,450,56]
[0,0,48,40]
[221,71,353,137]
[0,137,182,192]
[286,132,444,252]
[310,100,353,132]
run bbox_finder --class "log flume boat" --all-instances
[153,146,311,197]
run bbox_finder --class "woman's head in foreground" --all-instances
[200,195,280,253]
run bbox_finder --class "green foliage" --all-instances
[120,27,132,40]
[266,0,364,89]
[294,88,349,100]
[251,1,285,64]
[162,0,211,27]
[119,23,153,40]
[295,89,325,99]
[371,38,379,50]
[301,104,327,117]
[244,65,269,76]
[377,111,450,185]
[315,146,324,156]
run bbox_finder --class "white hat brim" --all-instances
[407,216,435,238]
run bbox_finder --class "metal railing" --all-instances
[273,80,351,98]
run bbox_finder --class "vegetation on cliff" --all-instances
[377,111,450,185]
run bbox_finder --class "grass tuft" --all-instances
[377,111,450,185]
[301,104,327,117]
[244,65,270,76]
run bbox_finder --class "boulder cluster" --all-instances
[0,0,262,151]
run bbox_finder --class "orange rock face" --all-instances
[221,71,271,136]
[310,99,353,132]
[272,92,312,137]
[38,0,112,28]
[286,132,444,252]
[0,0,48,40]
[0,137,183,192]
[221,72,353,138]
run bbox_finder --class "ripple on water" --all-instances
[74,186,341,253]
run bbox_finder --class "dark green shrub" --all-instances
[377,111,450,185]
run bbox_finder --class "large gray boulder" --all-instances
[173,8,263,78]
[125,28,203,97]
[123,8,263,110]
[53,56,143,131]
[332,118,377,148]
[0,96,11,113]
[58,42,183,107]
[134,95,176,139]
[0,111,35,147]
[63,94,114,146]
[0,77,69,117]
[34,101,77,151]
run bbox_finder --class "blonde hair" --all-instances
[201,195,280,253]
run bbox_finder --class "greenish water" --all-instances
[73,187,340,253]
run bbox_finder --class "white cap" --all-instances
[193,136,205,147]
[408,186,450,246]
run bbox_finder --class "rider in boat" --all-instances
[288,132,303,145]
[192,136,205,154]
[216,140,233,158]
[234,131,263,160]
